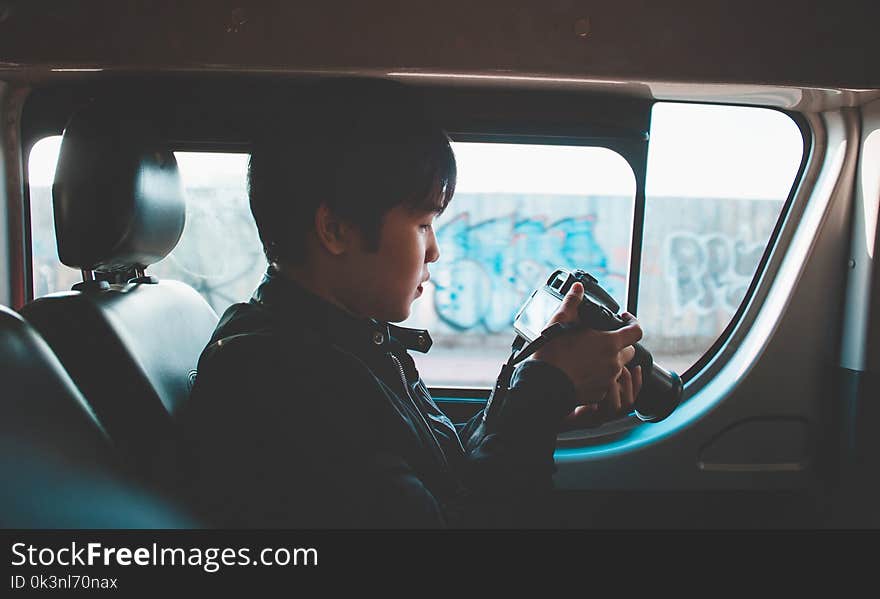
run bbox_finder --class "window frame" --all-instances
[434,104,812,448]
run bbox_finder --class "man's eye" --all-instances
[420,224,432,231]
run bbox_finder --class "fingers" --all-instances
[566,404,598,422]
[633,365,643,399]
[548,281,583,325]
[605,370,622,414]
[559,365,643,432]
[608,317,643,350]
[619,366,635,412]
[619,345,636,367]
[601,367,634,419]
[564,281,584,305]
[573,387,606,408]
[559,403,601,432]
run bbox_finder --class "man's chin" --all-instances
[386,310,410,324]
[382,303,413,324]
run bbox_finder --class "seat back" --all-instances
[20,98,219,485]
[0,305,194,527]
[0,304,109,463]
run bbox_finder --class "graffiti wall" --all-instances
[404,192,634,342]
[429,211,626,333]
[634,196,784,354]
[406,193,786,359]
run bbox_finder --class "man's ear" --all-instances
[314,203,355,256]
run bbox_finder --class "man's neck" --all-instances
[272,261,362,319]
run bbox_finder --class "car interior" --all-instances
[1,2,878,529]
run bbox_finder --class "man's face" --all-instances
[339,204,440,323]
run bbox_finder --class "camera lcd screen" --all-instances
[514,288,562,342]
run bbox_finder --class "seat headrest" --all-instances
[52,100,186,273]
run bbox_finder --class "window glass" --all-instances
[402,142,636,388]
[148,152,262,313]
[29,136,79,297]
[639,103,803,374]
[28,139,259,316]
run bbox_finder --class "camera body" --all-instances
[513,268,682,423]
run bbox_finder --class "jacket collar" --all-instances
[251,265,433,357]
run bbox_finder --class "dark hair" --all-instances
[248,78,456,265]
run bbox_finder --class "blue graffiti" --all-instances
[431,212,626,333]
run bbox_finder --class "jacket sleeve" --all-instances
[442,359,576,526]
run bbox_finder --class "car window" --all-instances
[28,103,804,390]
[638,103,804,375]
[147,152,262,312]
[407,106,803,388]
[28,142,259,316]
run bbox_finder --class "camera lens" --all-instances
[634,362,683,422]
[627,344,683,423]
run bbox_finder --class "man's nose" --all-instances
[426,228,440,263]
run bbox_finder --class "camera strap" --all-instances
[482,322,579,423]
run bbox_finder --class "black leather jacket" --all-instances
[178,266,576,528]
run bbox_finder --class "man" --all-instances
[178,78,643,528]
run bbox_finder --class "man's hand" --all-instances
[559,361,642,431]
[530,281,644,429]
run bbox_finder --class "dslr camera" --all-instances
[513,268,682,423]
